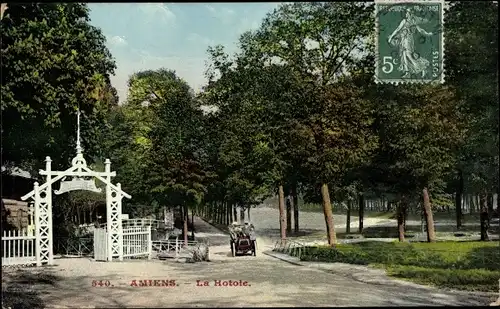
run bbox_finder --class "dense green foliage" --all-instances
[2,2,497,244]
[1,3,118,174]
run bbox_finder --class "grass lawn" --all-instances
[283,241,500,292]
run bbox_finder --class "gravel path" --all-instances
[249,207,499,243]
[2,214,496,308]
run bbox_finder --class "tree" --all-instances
[1,3,117,174]
[202,44,304,238]
[367,83,464,242]
[144,70,211,244]
[445,1,498,240]
[249,2,376,246]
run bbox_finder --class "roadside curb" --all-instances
[262,251,304,266]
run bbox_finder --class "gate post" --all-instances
[34,182,41,266]
[117,183,124,261]
[105,159,113,262]
[45,156,54,265]
[105,160,124,262]
[147,225,152,260]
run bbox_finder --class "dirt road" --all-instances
[2,215,495,308]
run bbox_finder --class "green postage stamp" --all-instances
[375,0,445,84]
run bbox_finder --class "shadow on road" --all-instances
[2,267,133,309]
[2,269,53,309]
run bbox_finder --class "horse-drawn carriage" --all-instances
[228,222,256,257]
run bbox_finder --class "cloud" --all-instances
[205,4,236,25]
[187,33,215,47]
[108,35,128,47]
[204,4,216,14]
[236,17,261,34]
[138,3,176,25]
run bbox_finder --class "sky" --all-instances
[88,3,280,104]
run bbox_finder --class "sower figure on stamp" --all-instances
[388,8,434,78]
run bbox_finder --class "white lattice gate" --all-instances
[18,110,132,266]
[123,226,152,259]
[93,226,151,260]
[93,228,108,261]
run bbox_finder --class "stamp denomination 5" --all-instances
[374,0,445,84]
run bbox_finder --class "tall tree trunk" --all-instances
[220,202,224,224]
[497,191,500,215]
[217,202,220,224]
[221,202,225,224]
[480,193,490,241]
[397,200,406,242]
[278,185,286,240]
[358,194,365,233]
[292,183,299,233]
[404,203,409,225]
[240,206,245,222]
[212,202,216,221]
[487,193,494,220]
[183,205,189,245]
[233,205,237,223]
[226,203,230,225]
[346,200,351,234]
[247,207,251,222]
[191,208,195,239]
[455,169,464,230]
[422,187,436,242]
[286,195,292,235]
[320,183,336,246]
[217,202,222,224]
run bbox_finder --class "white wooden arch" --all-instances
[21,111,131,265]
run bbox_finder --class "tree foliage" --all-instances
[1,3,117,174]
[4,2,497,244]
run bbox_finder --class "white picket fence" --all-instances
[2,229,36,266]
[122,226,152,259]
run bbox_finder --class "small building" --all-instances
[2,166,36,232]
[1,198,33,232]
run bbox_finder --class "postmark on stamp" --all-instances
[375,0,445,84]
